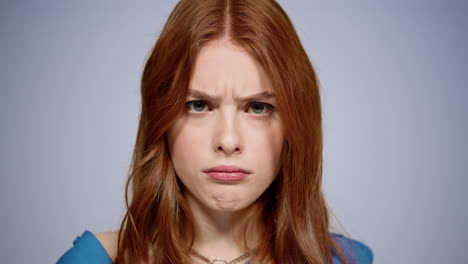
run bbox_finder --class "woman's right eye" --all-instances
[185,100,209,113]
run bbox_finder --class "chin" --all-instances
[208,195,252,212]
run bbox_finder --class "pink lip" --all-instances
[203,165,251,181]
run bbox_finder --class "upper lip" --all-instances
[204,165,251,174]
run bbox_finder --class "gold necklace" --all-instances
[190,249,250,264]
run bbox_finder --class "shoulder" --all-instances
[330,233,374,264]
[95,230,119,261]
[56,230,118,264]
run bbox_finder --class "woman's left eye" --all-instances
[247,102,274,115]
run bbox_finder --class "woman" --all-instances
[58,0,373,263]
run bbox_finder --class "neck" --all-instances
[187,194,262,262]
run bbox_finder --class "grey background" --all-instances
[1,1,467,263]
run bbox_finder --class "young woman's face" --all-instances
[166,40,284,213]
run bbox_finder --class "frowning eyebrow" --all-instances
[187,89,276,104]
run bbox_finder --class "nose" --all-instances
[213,109,242,156]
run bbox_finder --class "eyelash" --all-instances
[184,100,275,116]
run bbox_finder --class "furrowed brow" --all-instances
[187,89,222,103]
[237,91,276,104]
[187,89,275,104]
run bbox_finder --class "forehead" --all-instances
[189,40,273,94]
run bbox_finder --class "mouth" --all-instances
[203,165,251,181]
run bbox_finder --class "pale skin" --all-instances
[96,38,285,263]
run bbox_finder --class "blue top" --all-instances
[57,230,373,263]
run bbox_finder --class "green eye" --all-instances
[248,103,273,115]
[185,100,208,112]
[185,100,274,115]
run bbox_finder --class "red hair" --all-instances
[115,0,350,263]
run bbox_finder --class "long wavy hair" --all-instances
[115,0,350,263]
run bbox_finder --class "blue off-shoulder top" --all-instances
[57,230,373,263]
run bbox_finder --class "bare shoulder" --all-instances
[95,230,119,261]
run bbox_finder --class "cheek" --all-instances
[257,123,283,157]
[166,120,203,174]
[249,122,284,174]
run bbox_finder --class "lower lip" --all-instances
[206,172,248,181]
